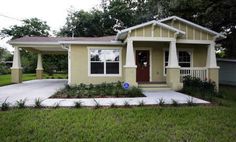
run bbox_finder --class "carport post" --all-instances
[36,53,44,79]
[11,46,22,83]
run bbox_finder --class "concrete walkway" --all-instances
[0,79,209,107]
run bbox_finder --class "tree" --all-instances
[58,9,116,37]
[158,0,236,58]
[1,18,68,74]
[1,18,50,39]
[1,18,51,73]
[0,47,12,74]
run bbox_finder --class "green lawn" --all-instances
[0,73,67,86]
[0,86,236,142]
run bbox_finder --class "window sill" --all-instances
[88,74,122,77]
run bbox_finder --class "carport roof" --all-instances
[8,36,123,52]
[9,35,116,43]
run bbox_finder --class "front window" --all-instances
[90,49,120,75]
[164,51,191,74]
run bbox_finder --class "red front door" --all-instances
[136,50,150,82]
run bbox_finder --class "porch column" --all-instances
[206,41,219,91]
[123,38,137,86]
[11,46,22,83]
[166,40,181,90]
[36,53,44,79]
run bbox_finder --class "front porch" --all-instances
[123,39,219,91]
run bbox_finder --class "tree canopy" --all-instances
[1,18,50,39]
[59,0,236,58]
[0,18,67,74]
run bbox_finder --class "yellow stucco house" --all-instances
[9,16,225,91]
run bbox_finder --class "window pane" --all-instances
[165,51,169,62]
[90,49,120,62]
[91,63,104,74]
[90,49,103,61]
[106,63,119,74]
[179,63,190,67]
[104,49,119,61]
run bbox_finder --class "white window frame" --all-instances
[163,48,193,76]
[88,47,122,77]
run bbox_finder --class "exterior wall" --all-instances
[130,25,175,38]
[217,59,236,86]
[133,41,168,82]
[164,20,214,40]
[70,45,125,85]
[133,42,208,83]
[69,42,209,85]
[208,68,219,91]
[176,44,208,67]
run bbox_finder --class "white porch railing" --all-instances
[180,67,208,82]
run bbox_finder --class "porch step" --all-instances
[138,83,171,91]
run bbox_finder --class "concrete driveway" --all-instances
[0,79,67,106]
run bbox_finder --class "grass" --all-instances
[0,73,67,86]
[0,85,235,141]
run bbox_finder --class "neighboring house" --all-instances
[9,16,225,91]
[217,58,236,86]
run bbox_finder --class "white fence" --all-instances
[180,67,208,82]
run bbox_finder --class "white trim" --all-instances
[87,46,122,77]
[130,37,176,42]
[159,16,226,38]
[36,53,43,70]
[59,41,124,45]
[116,20,185,40]
[9,41,60,45]
[68,45,72,85]
[177,39,212,44]
[134,47,152,82]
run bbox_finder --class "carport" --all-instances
[9,36,68,83]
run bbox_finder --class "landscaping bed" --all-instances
[51,82,145,98]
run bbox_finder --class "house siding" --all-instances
[130,25,176,38]
[69,42,208,85]
[70,45,125,85]
[164,20,215,40]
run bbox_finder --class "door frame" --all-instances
[135,47,152,82]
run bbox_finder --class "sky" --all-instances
[0,0,100,52]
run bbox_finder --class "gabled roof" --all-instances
[115,20,185,40]
[159,16,226,38]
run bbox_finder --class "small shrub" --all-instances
[127,87,144,97]
[94,99,101,109]
[1,98,10,111]
[138,100,145,107]
[16,99,26,109]
[34,98,43,108]
[74,101,82,108]
[182,76,217,101]
[53,102,60,108]
[186,97,195,106]
[52,81,145,98]
[158,98,165,106]
[110,102,117,108]
[123,101,130,108]
[171,99,179,107]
